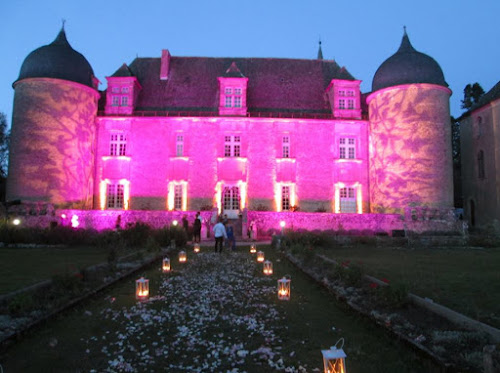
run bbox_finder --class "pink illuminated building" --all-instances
[6,27,459,235]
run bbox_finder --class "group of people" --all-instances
[181,212,236,253]
[213,214,236,253]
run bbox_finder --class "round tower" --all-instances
[367,30,453,214]
[7,27,99,208]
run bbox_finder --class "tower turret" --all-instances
[7,26,99,208]
[367,30,453,214]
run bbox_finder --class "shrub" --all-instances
[121,222,151,248]
[376,282,409,308]
[8,292,35,316]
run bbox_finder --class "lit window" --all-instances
[282,186,290,211]
[340,187,356,213]
[176,135,184,157]
[121,96,128,106]
[339,138,355,159]
[478,150,485,179]
[107,184,124,209]
[174,184,183,210]
[223,186,240,211]
[112,96,120,106]
[282,136,290,158]
[339,99,345,110]
[110,133,127,156]
[225,135,241,157]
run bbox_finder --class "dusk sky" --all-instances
[1,0,499,126]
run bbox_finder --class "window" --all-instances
[107,184,124,209]
[174,184,183,210]
[111,87,120,94]
[282,136,290,158]
[176,135,184,156]
[282,186,290,211]
[223,87,243,108]
[340,187,356,213]
[223,186,240,211]
[110,134,127,156]
[346,90,354,96]
[339,138,355,159]
[121,87,129,93]
[348,99,354,109]
[338,90,345,96]
[478,150,485,179]
[121,96,128,106]
[224,135,241,157]
[112,96,120,106]
[339,99,345,110]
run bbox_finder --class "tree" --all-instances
[461,82,485,110]
[0,112,9,178]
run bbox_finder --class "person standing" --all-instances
[182,215,190,240]
[193,212,202,243]
[226,223,236,251]
[213,218,227,253]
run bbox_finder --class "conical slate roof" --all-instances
[16,27,95,88]
[371,30,447,92]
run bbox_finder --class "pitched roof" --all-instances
[111,63,134,77]
[105,55,357,114]
[470,80,500,112]
[222,61,245,78]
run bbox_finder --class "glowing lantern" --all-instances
[179,251,187,263]
[263,260,273,275]
[71,214,80,228]
[280,221,286,228]
[194,244,200,253]
[250,244,257,254]
[257,251,265,262]
[162,257,171,272]
[135,277,149,300]
[277,276,291,300]
[322,339,347,373]
[12,218,21,226]
[172,220,178,226]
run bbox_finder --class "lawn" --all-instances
[0,246,438,372]
[316,244,500,329]
[0,245,129,295]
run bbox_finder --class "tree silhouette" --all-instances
[461,83,485,110]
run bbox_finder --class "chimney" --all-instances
[160,49,171,80]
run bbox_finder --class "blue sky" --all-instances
[1,0,499,125]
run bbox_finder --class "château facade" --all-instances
[6,27,457,233]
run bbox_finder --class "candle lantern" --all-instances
[179,250,187,262]
[322,339,347,373]
[277,276,291,300]
[263,260,273,275]
[250,244,257,254]
[257,251,265,262]
[162,257,171,272]
[135,277,149,300]
[194,244,200,253]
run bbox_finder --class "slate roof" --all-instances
[469,80,500,113]
[372,31,447,92]
[103,56,357,114]
[111,63,134,77]
[16,28,95,88]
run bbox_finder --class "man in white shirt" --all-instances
[213,218,227,253]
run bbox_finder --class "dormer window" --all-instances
[218,62,248,116]
[326,79,362,119]
[105,63,142,115]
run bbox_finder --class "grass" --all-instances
[0,245,135,295]
[316,245,500,329]
[0,246,438,372]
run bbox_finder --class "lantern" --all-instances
[263,260,273,275]
[322,339,347,373]
[277,276,291,300]
[194,244,200,253]
[172,220,178,226]
[257,251,265,263]
[250,244,257,254]
[12,218,21,226]
[135,277,149,300]
[162,257,171,272]
[179,250,187,263]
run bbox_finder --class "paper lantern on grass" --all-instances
[263,260,273,275]
[136,277,149,300]
[250,244,257,254]
[277,276,291,300]
[194,244,200,253]
[257,251,265,262]
[322,339,347,373]
[162,257,171,272]
[179,251,187,262]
